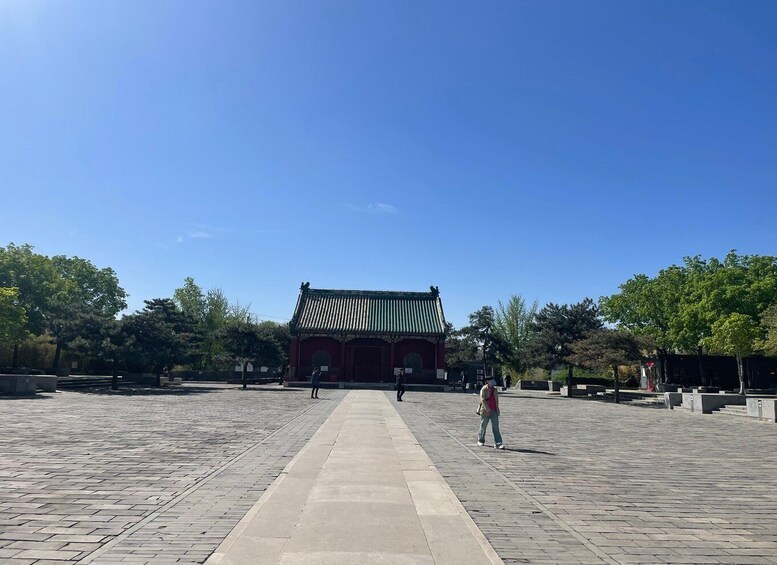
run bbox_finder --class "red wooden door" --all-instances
[351,346,383,381]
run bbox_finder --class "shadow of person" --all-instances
[500,447,555,456]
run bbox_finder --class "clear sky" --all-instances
[2,1,776,328]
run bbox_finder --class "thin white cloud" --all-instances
[175,228,215,244]
[369,203,398,214]
[345,202,400,215]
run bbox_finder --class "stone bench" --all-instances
[681,392,746,414]
[746,398,777,422]
[160,377,183,387]
[0,374,37,395]
[517,380,549,390]
[35,375,58,392]
[560,384,607,397]
[664,392,682,409]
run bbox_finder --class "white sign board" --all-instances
[394,367,402,375]
[436,369,445,379]
[404,368,413,374]
[320,365,328,371]
[247,363,254,372]
[260,366,268,373]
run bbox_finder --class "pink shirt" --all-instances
[487,389,497,411]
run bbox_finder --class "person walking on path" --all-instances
[396,369,406,402]
[477,378,504,449]
[310,366,321,399]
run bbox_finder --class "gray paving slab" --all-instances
[393,389,777,564]
[0,384,345,565]
[5,383,777,564]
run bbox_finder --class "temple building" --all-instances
[288,283,447,385]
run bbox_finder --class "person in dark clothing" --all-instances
[396,369,406,401]
[310,366,321,399]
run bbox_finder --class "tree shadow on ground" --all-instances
[67,384,315,396]
[0,394,54,401]
[66,385,225,396]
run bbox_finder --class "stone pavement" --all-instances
[0,384,347,564]
[207,390,500,564]
[395,389,777,564]
[2,384,777,564]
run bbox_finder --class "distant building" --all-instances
[288,283,446,384]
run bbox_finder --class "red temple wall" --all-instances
[393,339,436,368]
[299,337,342,366]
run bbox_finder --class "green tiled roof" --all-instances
[291,287,446,336]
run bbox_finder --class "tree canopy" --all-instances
[493,294,538,377]
[529,298,602,386]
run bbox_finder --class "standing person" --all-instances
[460,370,467,392]
[396,369,406,402]
[504,374,511,391]
[477,378,504,449]
[310,366,321,399]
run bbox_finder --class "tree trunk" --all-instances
[737,354,745,395]
[566,364,573,389]
[613,365,620,404]
[52,342,62,370]
[242,362,247,390]
[12,341,19,369]
[657,348,667,384]
[697,345,706,386]
[665,354,674,385]
[111,358,119,391]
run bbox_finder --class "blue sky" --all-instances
[2,1,776,327]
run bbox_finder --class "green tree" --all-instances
[0,245,127,369]
[49,254,127,316]
[68,315,130,390]
[567,329,644,403]
[173,278,258,369]
[493,294,538,378]
[529,298,603,388]
[703,313,761,395]
[600,267,685,383]
[0,287,30,345]
[444,321,479,376]
[0,244,64,366]
[462,306,507,379]
[601,252,777,385]
[122,299,201,386]
[219,321,283,389]
[257,320,290,376]
[757,304,777,357]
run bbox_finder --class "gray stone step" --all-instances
[714,405,749,417]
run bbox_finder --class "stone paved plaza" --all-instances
[2,384,777,564]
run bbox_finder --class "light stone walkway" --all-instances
[206,390,502,565]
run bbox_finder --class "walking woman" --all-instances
[396,369,406,401]
[477,378,504,449]
[310,366,321,399]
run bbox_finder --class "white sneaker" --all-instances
[477,441,484,446]
[496,444,505,450]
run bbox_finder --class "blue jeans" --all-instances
[479,412,503,446]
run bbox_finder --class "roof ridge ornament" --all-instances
[430,285,439,297]
[301,282,310,292]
